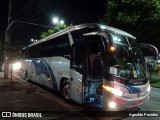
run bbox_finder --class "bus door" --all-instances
[83,40,103,108]
[69,44,84,104]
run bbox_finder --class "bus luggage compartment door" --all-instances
[70,44,83,104]
[69,69,83,104]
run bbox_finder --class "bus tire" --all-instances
[61,82,69,101]
[25,70,29,81]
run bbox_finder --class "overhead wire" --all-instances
[14,0,37,20]
[25,3,49,22]
[12,0,53,30]
[12,0,50,30]
[18,0,50,23]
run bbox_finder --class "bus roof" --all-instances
[28,23,135,47]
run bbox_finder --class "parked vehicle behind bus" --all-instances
[18,23,158,111]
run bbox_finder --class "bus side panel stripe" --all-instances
[32,58,58,91]
[126,85,141,93]
[41,59,58,91]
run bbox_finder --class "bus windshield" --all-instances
[108,33,146,80]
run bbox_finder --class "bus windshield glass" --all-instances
[108,32,146,80]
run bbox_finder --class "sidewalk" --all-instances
[0,72,69,112]
[0,72,44,111]
[0,72,91,120]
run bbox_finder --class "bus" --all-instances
[19,23,158,111]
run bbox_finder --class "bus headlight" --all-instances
[102,85,123,96]
[109,101,116,109]
[12,62,21,71]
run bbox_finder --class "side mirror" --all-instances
[140,43,159,60]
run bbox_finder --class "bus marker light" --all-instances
[110,46,116,52]
[147,85,151,92]
[48,77,51,81]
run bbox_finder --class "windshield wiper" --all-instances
[126,37,138,80]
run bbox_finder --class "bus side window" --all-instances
[28,46,35,58]
[38,39,57,57]
[56,34,71,58]
[22,48,28,58]
[71,44,84,74]
[33,44,41,58]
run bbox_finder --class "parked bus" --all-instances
[19,23,158,111]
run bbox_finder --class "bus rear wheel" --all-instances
[61,82,69,101]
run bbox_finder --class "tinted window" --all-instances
[71,27,99,44]
[37,34,71,58]
[38,41,56,57]
[22,48,28,58]
[28,46,34,58]
[71,44,84,73]
[56,35,71,57]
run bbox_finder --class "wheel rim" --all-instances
[62,84,69,100]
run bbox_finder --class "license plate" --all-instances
[133,100,143,105]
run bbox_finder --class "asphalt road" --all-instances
[140,87,160,111]
[122,87,160,120]
[0,72,160,120]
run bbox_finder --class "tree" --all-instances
[102,0,160,49]
[40,23,72,39]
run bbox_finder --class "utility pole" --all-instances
[4,0,12,78]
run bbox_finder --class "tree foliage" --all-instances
[40,23,72,39]
[102,0,160,49]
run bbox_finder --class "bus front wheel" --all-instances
[61,82,70,101]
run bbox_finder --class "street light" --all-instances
[60,20,64,24]
[31,38,37,43]
[52,17,59,24]
[52,17,64,25]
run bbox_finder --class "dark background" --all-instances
[0,0,106,46]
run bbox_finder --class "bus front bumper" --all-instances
[104,92,149,111]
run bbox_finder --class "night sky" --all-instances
[0,0,106,46]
